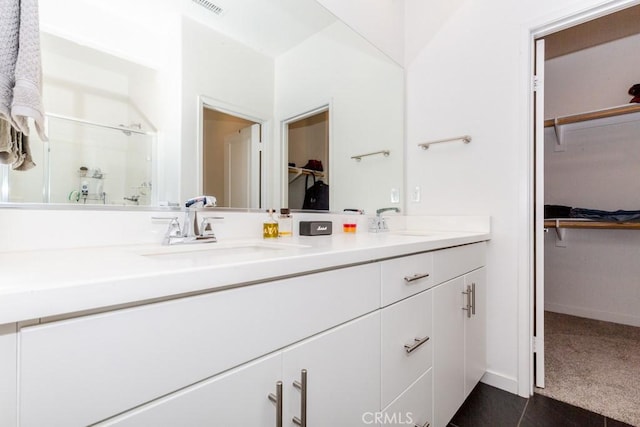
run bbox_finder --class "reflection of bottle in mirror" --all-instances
[278,208,293,237]
[263,209,279,239]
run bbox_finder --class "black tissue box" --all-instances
[299,221,332,236]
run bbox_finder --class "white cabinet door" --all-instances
[0,324,17,427]
[464,267,486,397]
[282,312,381,427]
[432,276,465,427]
[101,352,282,427]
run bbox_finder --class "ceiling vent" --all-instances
[192,0,226,16]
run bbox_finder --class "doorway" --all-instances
[201,107,262,208]
[282,106,330,210]
[533,4,640,425]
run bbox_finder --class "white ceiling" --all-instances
[182,0,337,58]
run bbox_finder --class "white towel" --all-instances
[11,0,47,141]
[0,0,20,126]
[0,0,43,171]
[0,117,18,165]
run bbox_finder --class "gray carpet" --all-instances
[535,311,640,426]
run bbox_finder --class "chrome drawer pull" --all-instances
[292,369,307,427]
[403,272,430,283]
[462,285,472,318]
[267,381,283,427]
[471,282,476,315]
[404,336,430,354]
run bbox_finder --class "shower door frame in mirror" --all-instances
[196,95,268,209]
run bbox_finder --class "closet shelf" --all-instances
[544,103,640,128]
[288,167,325,184]
[544,103,640,150]
[544,219,640,230]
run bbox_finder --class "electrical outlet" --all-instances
[390,188,400,203]
[411,186,421,203]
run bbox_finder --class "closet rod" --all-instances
[418,135,471,150]
[351,150,390,161]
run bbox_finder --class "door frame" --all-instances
[526,0,640,395]
[280,103,331,210]
[196,95,267,208]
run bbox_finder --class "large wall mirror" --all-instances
[0,0,404,214]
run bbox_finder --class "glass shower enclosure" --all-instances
[0,114,156,206]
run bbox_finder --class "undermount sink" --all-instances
[139,240,310,263]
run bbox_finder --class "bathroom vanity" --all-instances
[0,225,489,427]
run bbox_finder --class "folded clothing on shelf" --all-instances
[545,204,640,222]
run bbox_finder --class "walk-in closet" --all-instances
[537,6,640,426]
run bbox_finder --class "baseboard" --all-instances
[480,370,520,395]
[545,303,640,327]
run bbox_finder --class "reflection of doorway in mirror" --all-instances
[202,108,261,208]
[285,108,329,210]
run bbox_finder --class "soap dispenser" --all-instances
[263,209,279,239]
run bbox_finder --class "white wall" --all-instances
[403,0,635,396]
[545,33,640,117]
[544,34,640,327]
[275,21,404,214]
[316,0,404,65]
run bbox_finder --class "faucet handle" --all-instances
[199,216,223,238]
[152,216,182,245]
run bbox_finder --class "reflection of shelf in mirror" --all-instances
[288,167,325,184]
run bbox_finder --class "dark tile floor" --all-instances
[448,383,635,427]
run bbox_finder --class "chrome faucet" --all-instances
[160,196,222,245]
[369,207,401,232]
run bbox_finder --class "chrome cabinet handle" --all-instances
[471,282,476,315]
[462,285,472,318]
[292,369,307,427]
[267,381,283,427]
[404,272,430,283]
[404,336,430,354]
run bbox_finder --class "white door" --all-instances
[224,123,260,208]
[282,312,381,427]
[534,38,546,389]
[432,277,466,427]
[464,267,486,397]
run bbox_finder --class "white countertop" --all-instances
[0,230,489,324]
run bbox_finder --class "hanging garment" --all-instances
[302,174,329,210]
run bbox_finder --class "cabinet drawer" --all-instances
[99,353,283,426]
[381,289,432,407]
[381,252,433,306]
[18,263,380,427]
[431,242,485,286]
[382,368,432,427]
